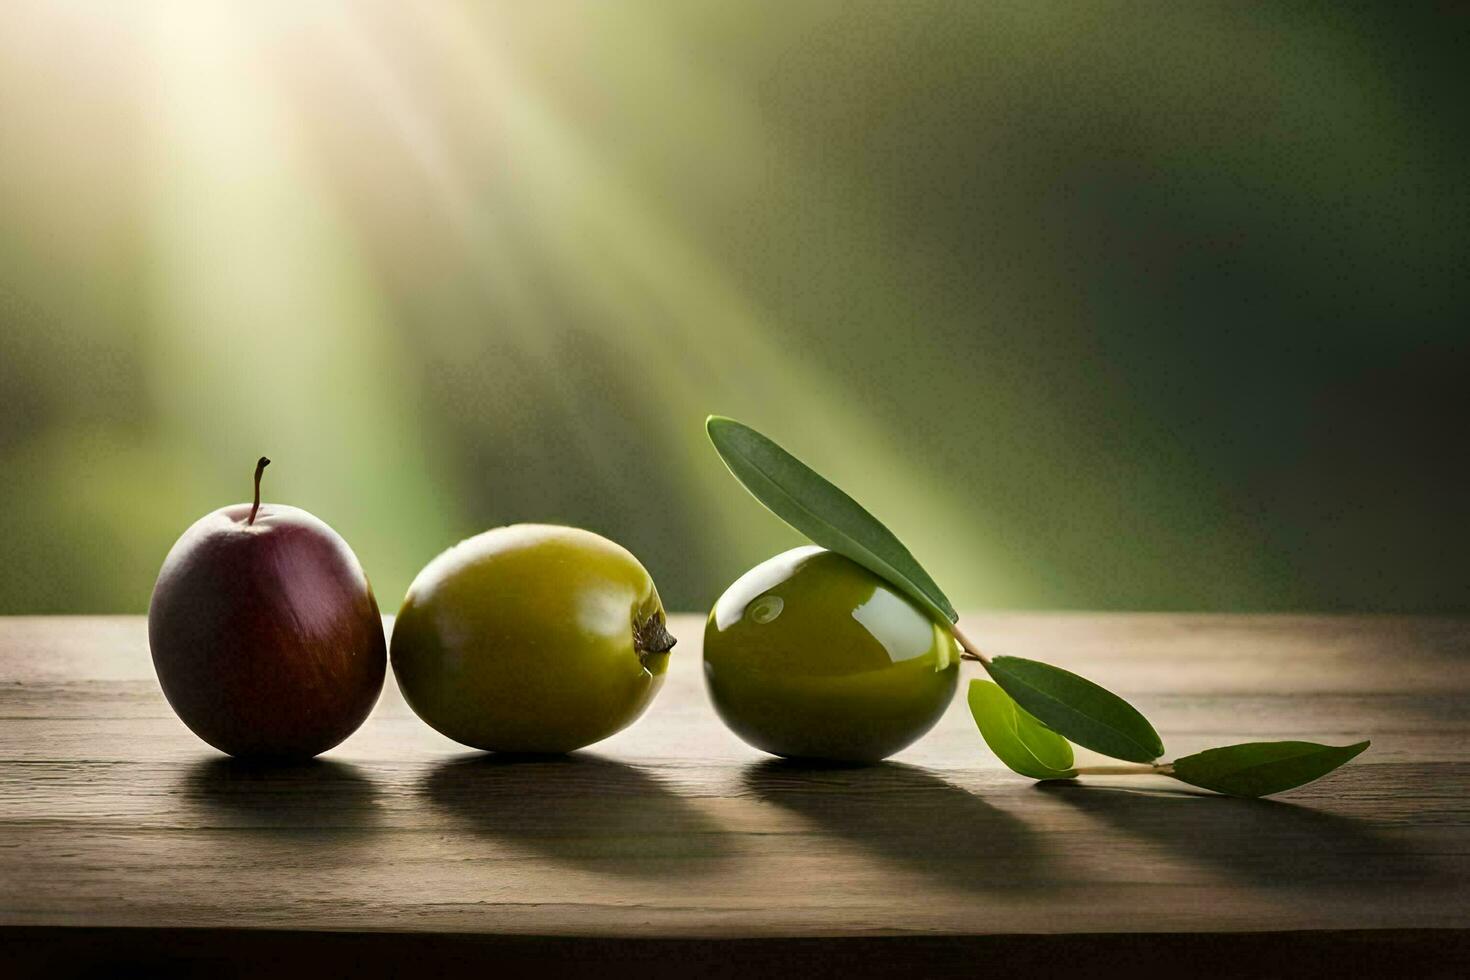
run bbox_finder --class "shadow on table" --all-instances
[177,757,383,847]
[420,753,733,878]
[741,759,1051,894]
[1036,781,1447,888]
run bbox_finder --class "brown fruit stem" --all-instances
[248,456,271,526]
[949,621,991,667]
[634,613,677,666]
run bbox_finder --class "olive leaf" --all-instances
[986,656,1165,763]
[1170,740,1370,798]
[702,415,1371,797]
[705,416,957,624]
[968,680,1076,780]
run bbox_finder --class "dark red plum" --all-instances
[148,459,385,759]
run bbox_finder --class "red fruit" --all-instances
[148,458,385,759]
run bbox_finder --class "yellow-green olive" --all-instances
[391,524,674,753]
[703,546,959,763]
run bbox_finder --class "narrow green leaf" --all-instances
[1170,740,1370,798]
[705,416,957,624]
[986,656,1165,763]
[968,680,1076,780]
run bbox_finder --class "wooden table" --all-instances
[2,615,1467,976]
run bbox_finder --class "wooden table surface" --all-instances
[2,614,1468,976]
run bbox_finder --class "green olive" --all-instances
[703,546,959,763]
[391,524,675,753]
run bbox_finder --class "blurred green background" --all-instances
[1,2,1465,615]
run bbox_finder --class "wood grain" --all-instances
[2,615,1467,975]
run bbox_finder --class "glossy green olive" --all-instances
[391,524,674,753]
[703,547,959,763]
